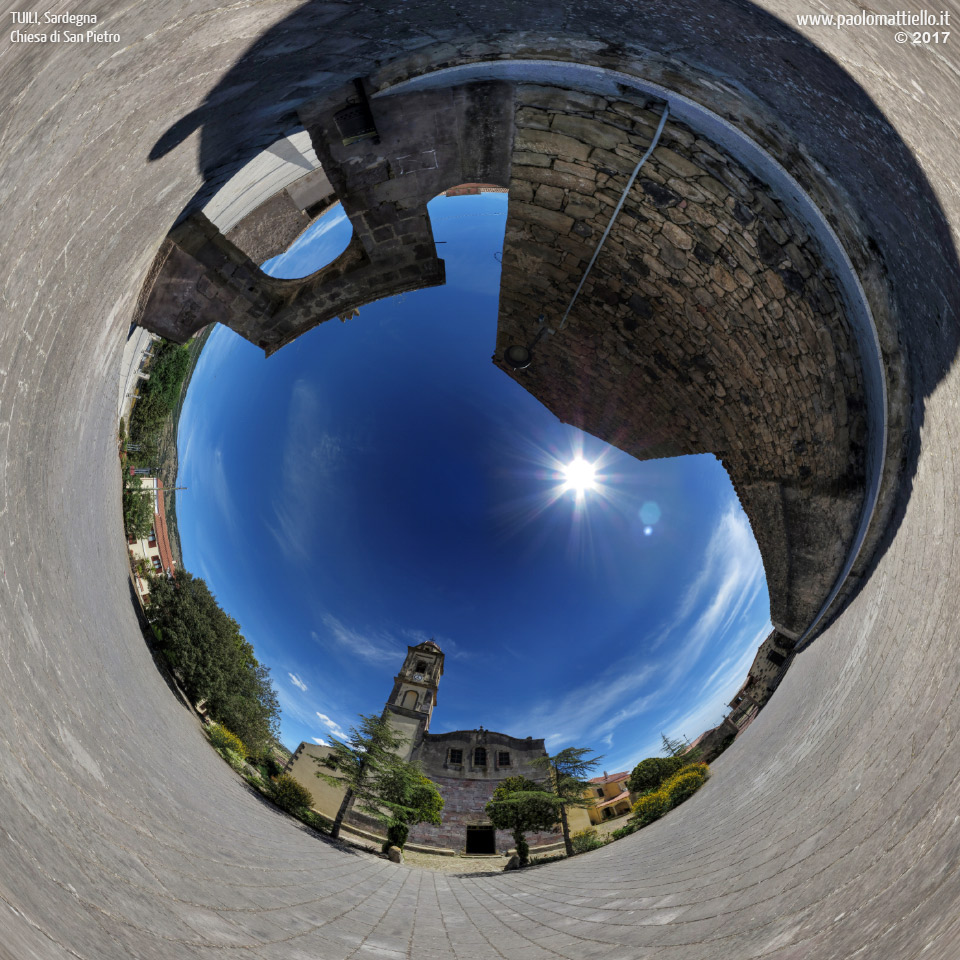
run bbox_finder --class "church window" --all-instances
[473,747,487,766]
[497,751,510,767]
[415,660,427,673]
[448,749,463,764]
[401,689,418,710]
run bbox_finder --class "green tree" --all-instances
[485,775,562,867]
[376,763,444,850]
[660,732,690,757]
[147,570,280,756]
[313,713,426,841]
[122,476,156,539]
[530,746,603,857]
[127,340,191,447]
[627,755,685,795]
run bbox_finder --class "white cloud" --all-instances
[317,712,347,740]
[288,673,308,692]
[498,500,771,774]
[317,615,401,664]
[312,737,328,746]
[496,659,657,750]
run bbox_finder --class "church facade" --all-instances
[286,639,560,854]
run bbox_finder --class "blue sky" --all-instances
[177,193,771,773]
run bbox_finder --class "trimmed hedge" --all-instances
[627,755,686,794]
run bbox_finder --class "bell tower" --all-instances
[384,639,444,760]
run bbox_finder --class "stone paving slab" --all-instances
[2,1,960,958]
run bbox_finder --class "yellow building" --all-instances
[126,477,176,602]
[566,771,635,832]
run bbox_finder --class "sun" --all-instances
[561,457,599,496]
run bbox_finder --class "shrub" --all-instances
[610,822,639,841]
[631,789,670,826]
[571,827,604,854]
[297,808,332,833]
[383,821,410,853]
[222,748,247,772]
[627,755,685,794]
[662,763,709,808]
[272,774,314,813]
[209,725,248,757]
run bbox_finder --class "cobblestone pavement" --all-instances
[2,1,960,958]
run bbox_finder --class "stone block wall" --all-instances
[406,773,560,853]
[225,189,311,265]
[136,79,515,354]
[494,85,870,635]
[404,729,557,852]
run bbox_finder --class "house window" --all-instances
[497,751,510,767]
[596,787,605,798]
[147,528,157,546]
[474,747,487,766]
[152,557,163,572]
[448,749,463,764]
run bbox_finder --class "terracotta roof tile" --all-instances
[153,480,176,575]
[590,771,630,784]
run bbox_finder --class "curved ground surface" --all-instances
[2,1,960,958]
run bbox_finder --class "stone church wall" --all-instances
[407,730,560,853]
[494,85,870,636]
[406,772,561,853]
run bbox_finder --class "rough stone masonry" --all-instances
[494,85,868,637]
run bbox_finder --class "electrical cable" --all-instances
[554,102,671,334]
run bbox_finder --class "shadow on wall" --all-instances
[147,0,960,632]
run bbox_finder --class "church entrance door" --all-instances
[465,825,496,854]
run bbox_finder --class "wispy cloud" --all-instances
[288,673,308,692]
[267,379,347,561]
[312,736,329,746]
[495,658,658,750]
[494,501,770,771]
[317,712,347,739]
[317,614,402,664]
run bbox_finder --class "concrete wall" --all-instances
[286,741,348,821]
[3,2,960,958]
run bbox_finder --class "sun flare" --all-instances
[562,457,599,495]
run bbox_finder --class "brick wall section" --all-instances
[494,85,869,635]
